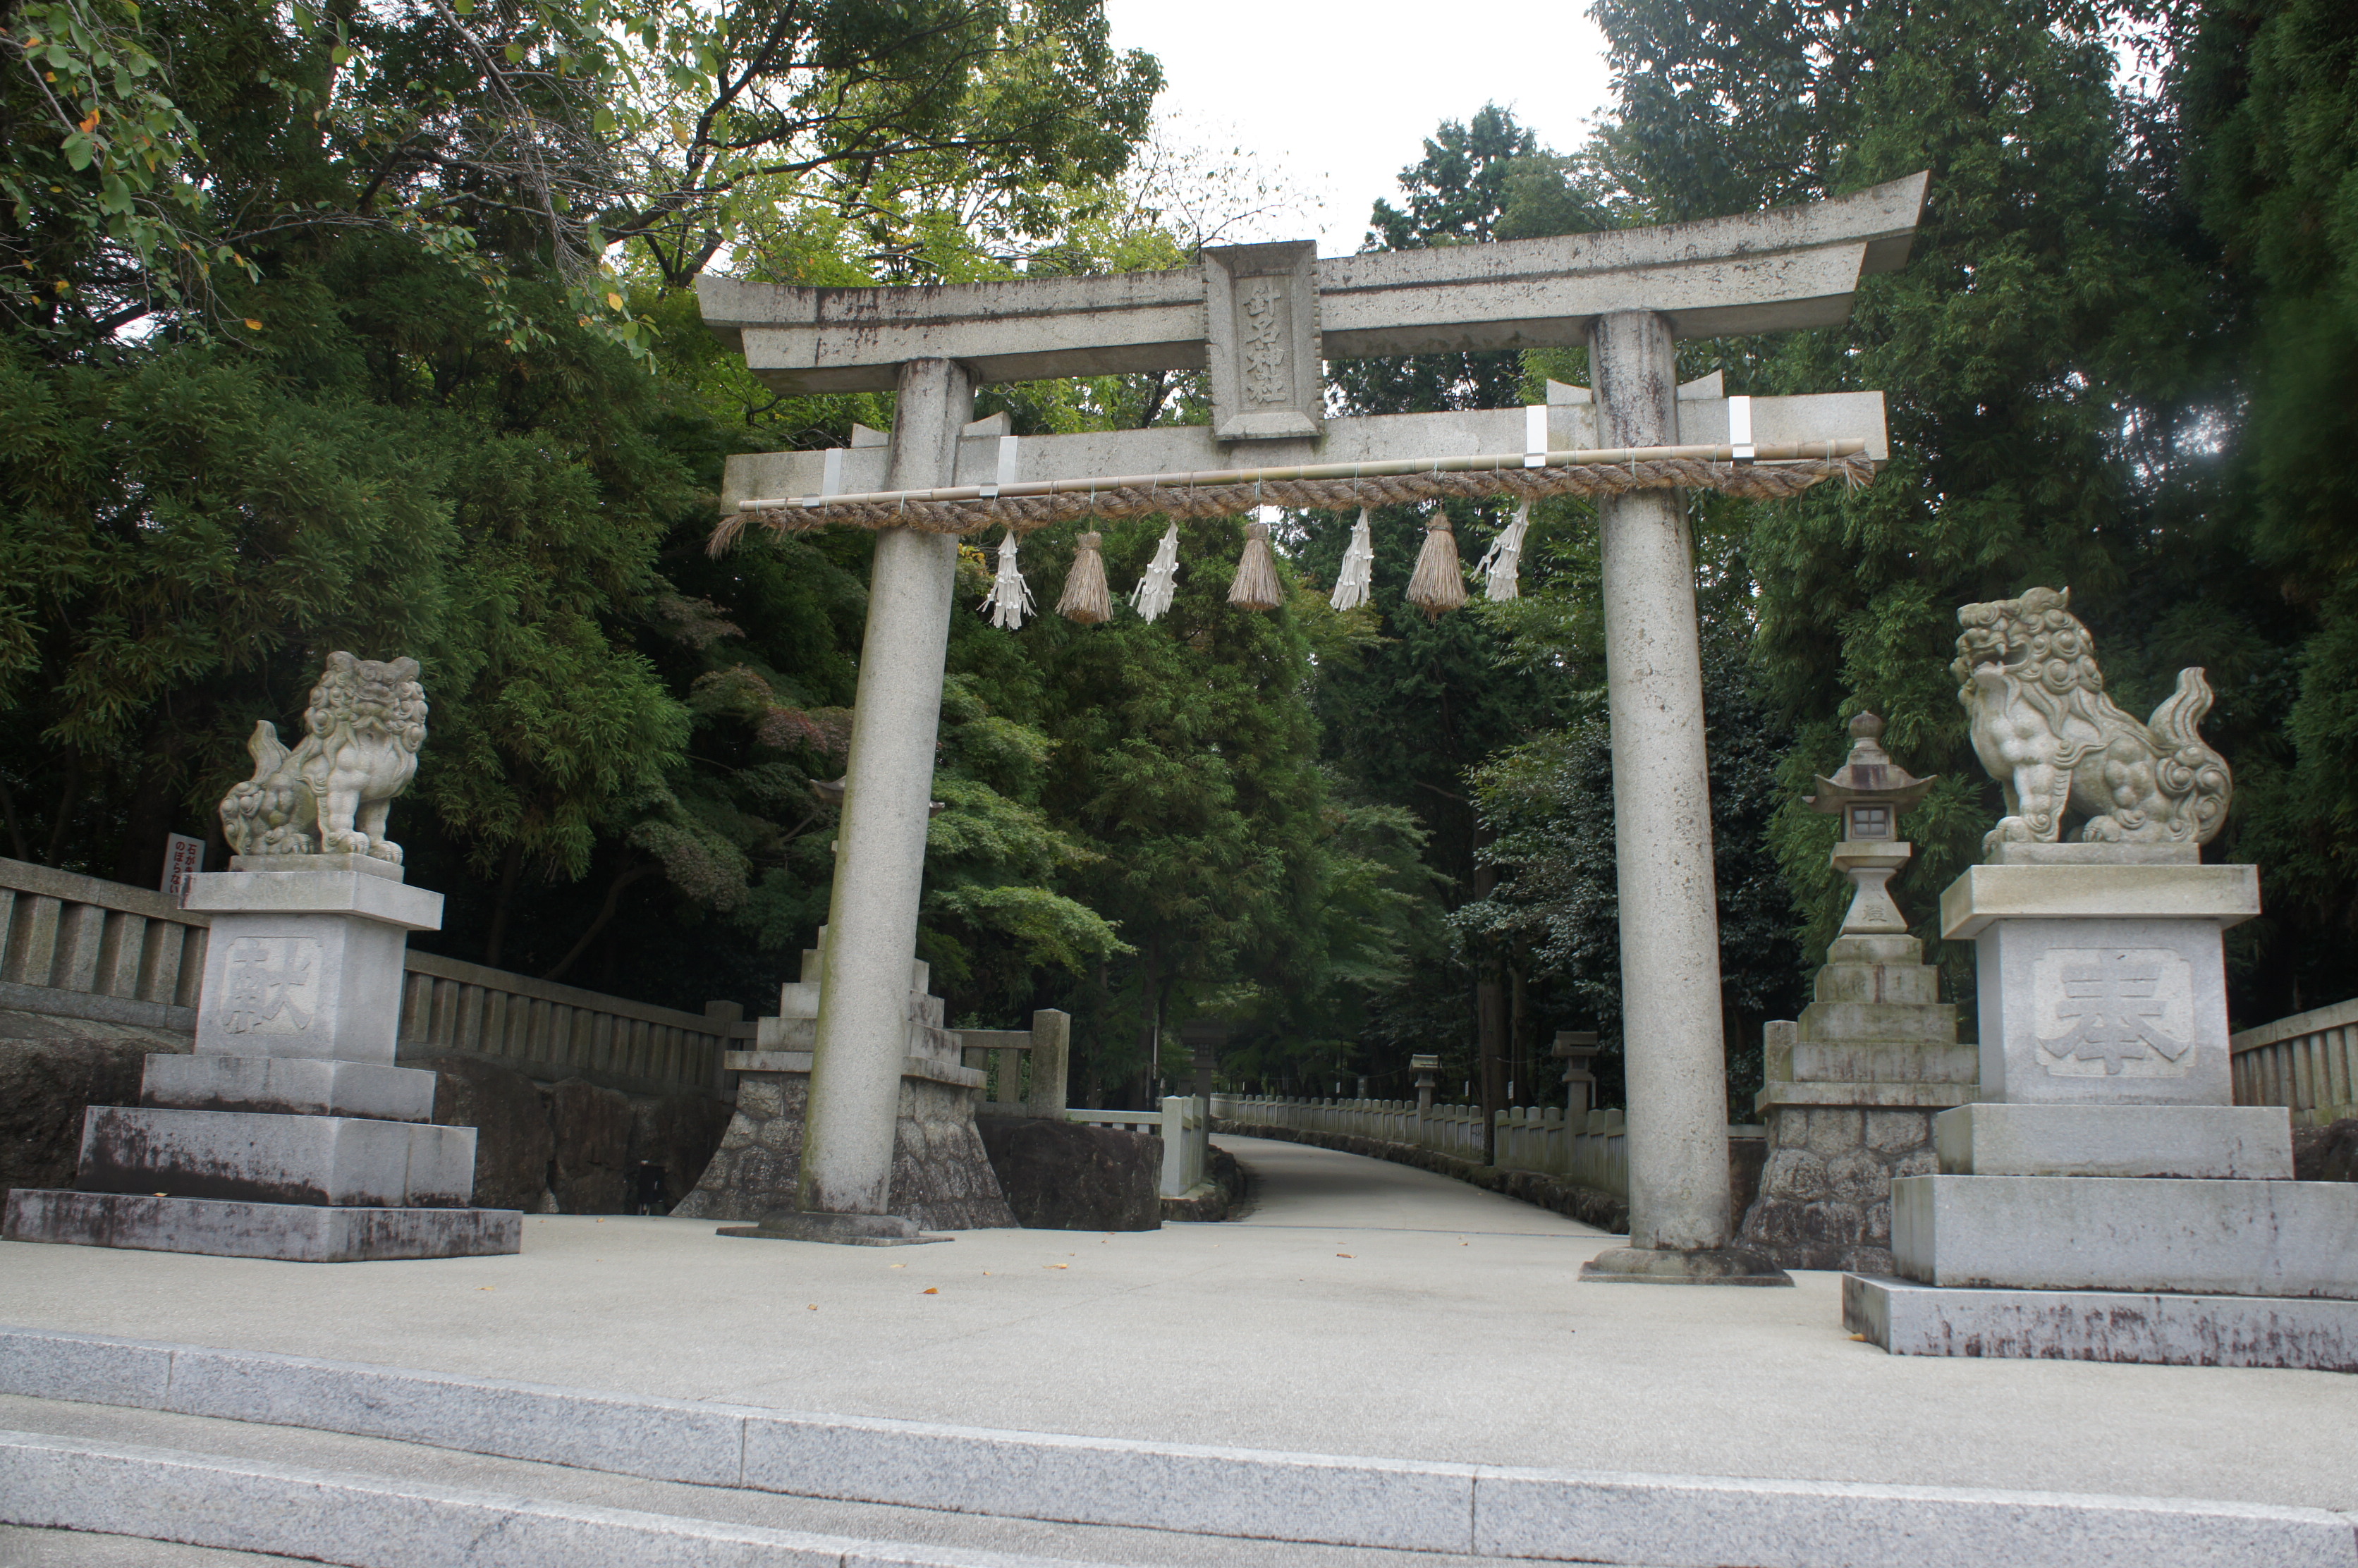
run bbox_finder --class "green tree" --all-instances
[1584,0,2316,1024]
[2182,0,2358,1008]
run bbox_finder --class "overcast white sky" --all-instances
[1100,0,1617,256]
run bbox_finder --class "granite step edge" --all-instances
[0,1325,2352,1567]
[0,1426,1097,1568]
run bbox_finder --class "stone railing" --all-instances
[1065,1098,1211,1199]
[958,1010,1071,1119]
[0,858,209,1030]
[396,952,753,1097]
[1210,1095,1632,1199]
[0,857,749,1097]
[2232,996,2358,1128]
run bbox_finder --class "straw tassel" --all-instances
[1404,510,1467,617]
[1228,520,1283,611]
[1057,531,1112,625]
[1474,500,1530,602]
[979,529,1034,630]
[1131,523,1180,623]
[1330,508,1376,612]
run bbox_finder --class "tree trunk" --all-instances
[1125,943,1161,1111]
[112,738,182,888]
[541,862,656,984]
[0,777,25,862]
[1472,850,1505,1163]
[483,839,525,969]
[1510,961,1531,1104]
[1478,957,1508,1163]
[44,747,80,866]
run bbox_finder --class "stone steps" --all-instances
[0,1425,1094,1568]
[3,1325,2352,1568]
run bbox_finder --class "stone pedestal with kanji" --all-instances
[2,860,520,1262]
[1847,843,2358,1366]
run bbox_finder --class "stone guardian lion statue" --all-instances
[1953,587,2230,854]
[219,652,429,864]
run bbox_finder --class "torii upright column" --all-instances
[757,357,972,1245]
[1580,312,1790,1285]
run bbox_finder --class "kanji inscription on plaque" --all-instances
[2033,946,2195,1077]
[222,936,324,1036]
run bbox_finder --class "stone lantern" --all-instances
[1807,712,1936,936]
[1410,1054,1441,1115]
[1178,1019,1228,1101]
[1551,1031,1601,1120]
[1735,709,1976,1275]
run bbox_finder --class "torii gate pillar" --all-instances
[1578,313,1781,1282]
[765,358,972,1243]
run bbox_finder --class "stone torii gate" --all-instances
[697,173,1928,1279]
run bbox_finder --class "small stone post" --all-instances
[1026,1008,1070,1118]
[1579,312,1788,1285]
[703,999,743,1095]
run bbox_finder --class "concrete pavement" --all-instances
[1223,1134,1602,1233]
[0,1135,2350,1514]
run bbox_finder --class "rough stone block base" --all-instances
[1737,1103,1939,1273]
[673,1069,1015,1231]
[2,1189,520,1262]
[1845,1273,2358,1371]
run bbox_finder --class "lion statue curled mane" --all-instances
[219,652,428,864]
[1953,587,2230,855]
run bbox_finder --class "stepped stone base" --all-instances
[1739,930,1977,1275]
[2,1189,520,1262]
[141,1053,437,1122]
[1894,1174,2358,1297]
[1846,1273,2358,1371]
[672,1069,1016,1232]
[1934,1102,2293,1178]
[76,1105,477,1208]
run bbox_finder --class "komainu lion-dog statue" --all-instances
[1953,587,2230,855]
[219,652,429,864]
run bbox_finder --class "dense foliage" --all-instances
[4,0,2354,1113]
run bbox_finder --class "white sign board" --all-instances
[162,833,206,902]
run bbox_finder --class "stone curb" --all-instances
[3,1325,2354,1567]
[0,1427,1087,1568]
[1214,1121,1632,1232]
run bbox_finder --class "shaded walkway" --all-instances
[1216,1134,1608,1235]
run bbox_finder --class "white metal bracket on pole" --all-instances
[980,435,1020,500]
